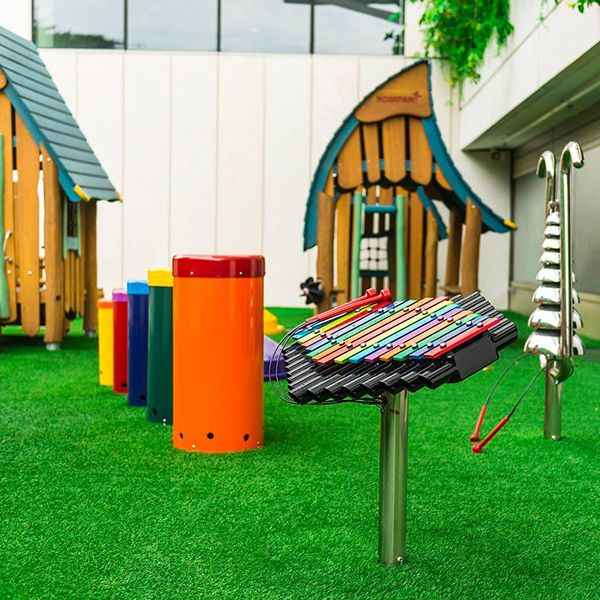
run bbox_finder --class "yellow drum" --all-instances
[97,298,114,386]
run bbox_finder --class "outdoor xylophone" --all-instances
[282,289,517,405]
[271,288,518,565]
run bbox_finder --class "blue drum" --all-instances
[127,280,149,407]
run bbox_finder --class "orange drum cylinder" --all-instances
[172,255,265,453]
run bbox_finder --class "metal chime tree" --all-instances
[524,142,585,440]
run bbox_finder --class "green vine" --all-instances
[387,0,600,87]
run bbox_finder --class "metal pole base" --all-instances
[544,368,562,441]
[378,390,408,566]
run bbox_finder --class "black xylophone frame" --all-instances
[274,287,518,565]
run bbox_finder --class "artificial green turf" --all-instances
[1,309,599,599]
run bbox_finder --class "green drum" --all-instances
[147,269,173,424]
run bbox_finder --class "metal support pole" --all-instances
[351,191,364,299]
[379,390,408,566]
[544,366,562,441]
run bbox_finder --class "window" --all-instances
[314,1,401,55]
[32,0,403,54]
[128,0,218,51]
[220,0,310,53]
[512,172,546,284]
[33,0,125,49]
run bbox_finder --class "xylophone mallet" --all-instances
[472,368,544,453]
[469,355,531,442]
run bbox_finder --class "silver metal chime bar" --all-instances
[524,142,585,440]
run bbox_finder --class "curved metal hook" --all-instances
[551,141,584,383]
[559,141,584,173]
[536,150,556,214]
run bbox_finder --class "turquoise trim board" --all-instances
[304,116,359,250]
[420,115,511,234]
[303,59,514,251]
[0,26,119,203]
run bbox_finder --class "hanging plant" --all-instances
[387,0,600,87]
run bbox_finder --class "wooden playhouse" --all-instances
[304,60,516,312]
[0,26,120,348]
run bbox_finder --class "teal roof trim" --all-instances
[303,116,359,250]
[421,115,510,233]
[0,26,119,203]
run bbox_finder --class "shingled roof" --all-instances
[0,26,120,202]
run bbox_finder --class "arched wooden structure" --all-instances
[304,61,516,312]
[0,27,120,348]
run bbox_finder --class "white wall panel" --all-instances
[216,54,264,255]
[170,54,218,256]
[76,52,125,294]
[122,53,171,278]
[311,55,359,173]
[263,55,312,306]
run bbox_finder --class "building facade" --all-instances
[2,1,600,337]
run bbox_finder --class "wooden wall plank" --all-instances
[41,147,64,344]
[443,209,462,294]
[316,192,335,312]
[337,127,363,190]
[408,118,433,185]
[366,186,377,206]
[379,186,393,206]
[83,201,97,332]
[14,113,40,336]
[436,165,453,191]
[336,193,351,305]
[362,123,381,183]
[0,93,17,322]
[355,62,431,123]
[461,198,482,295]
[408,192,424,299]
[382,117,406,183]
[424,209,438,296]
[77,205,85,316]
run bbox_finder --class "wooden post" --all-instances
[461,199,482,296]
[443,209,462,295]
[83,201,98,333]
[77,204,85,317]
[336,193,351,305]
[424,210,438,297]
[0,93,17,323]
[14,113,40,336]
[316,192,335,313]
[41,147,64,347]
[408,193,424,300]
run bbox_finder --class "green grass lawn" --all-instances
[1,309,599,599]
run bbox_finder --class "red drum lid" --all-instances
[173,255,265,278]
